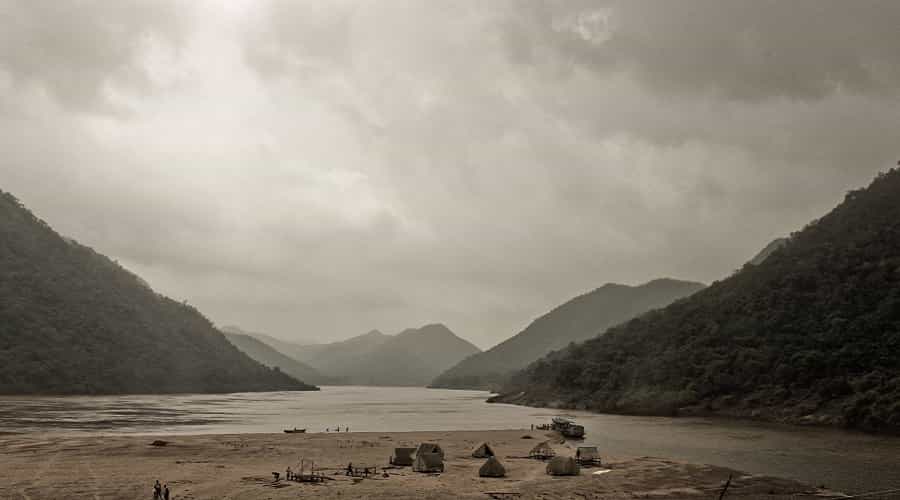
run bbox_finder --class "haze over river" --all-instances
[1,386,897,495]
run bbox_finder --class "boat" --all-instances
[283,428,306,434]
[550,417,585,439]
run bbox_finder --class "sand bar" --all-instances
[0,430,841,499]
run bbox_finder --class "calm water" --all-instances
[1,386,897,495]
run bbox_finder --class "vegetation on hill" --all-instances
[289,329,390,378]
[430,279,705,391]
[0,190,316,395]
[290,324,480,386]
[492,169,900,433]
[748,237,789,265]
[222,327,328,385]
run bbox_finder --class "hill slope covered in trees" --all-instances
[0,191,316,394]
[222,327,330,385]
[492,170,900,433]
[430,279,705,390]
[287,329,390,377]
[287,325,480,386]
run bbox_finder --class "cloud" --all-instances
[0,0,185,113]
[2,1,898,347]
[503,0,900,102]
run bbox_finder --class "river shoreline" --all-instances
[1,429,841,499]
[487,391,900,436]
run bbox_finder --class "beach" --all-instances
[0,429,839,499]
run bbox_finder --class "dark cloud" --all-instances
[504,0,900,101]
[1,1,898,347]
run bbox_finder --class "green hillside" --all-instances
[287,324,480,386]
[492,169,900,433]
[430,279,705,390]
[0,190,316,395]
[222,327,327,385]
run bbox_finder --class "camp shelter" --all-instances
[546,456,579,476]
[390,447,416,466]
[575,446,601,466]
[415,442,444,460]
[528,441,555,459]
[471,442,495,458]
[478,456,506,478]
[413,452,444,473]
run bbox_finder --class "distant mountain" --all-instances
[287,324,479,386]
[0,190,315,395]
[492,169,900,433]
[240,331,314,361]
[749,237,789,265]
[221,327,328,385]
[430,279,705,390]
[290,329,391,378]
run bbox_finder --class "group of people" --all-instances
[152,480,170,500]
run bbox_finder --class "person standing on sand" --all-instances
[164,484,170,500]
[153,480,161,499]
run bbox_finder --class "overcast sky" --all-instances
[2,0,898,348]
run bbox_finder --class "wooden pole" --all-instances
[718,474,733,500]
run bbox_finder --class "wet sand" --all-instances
[0,430,840,499]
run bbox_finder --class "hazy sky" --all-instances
[2,1,898,348]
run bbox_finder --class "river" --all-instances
[1,386,897,495]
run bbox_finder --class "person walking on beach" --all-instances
[345,462,353,476]
[153,480,161,499]
[163,484,170,500]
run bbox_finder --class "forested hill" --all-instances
[492,169,900,433]
[222,327,329,385]
[0,190,316,394]
[285,324,479,386]
[430,279,705,390]
[331,324,481,386]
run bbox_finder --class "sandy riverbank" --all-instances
[0,429,840,499]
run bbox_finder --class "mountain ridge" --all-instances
[491,169,900,433]
[280,324,480,386]
[221,326,328,385]
[430,278,705,390]
[0,190,315,395]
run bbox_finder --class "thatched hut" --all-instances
[478,456,506,478]
[528,441,555,460]
[413,452,444,473]
[415,442,444,460]
[390,447,416,466]
[546,456,579,476]
[471,442,495,458]
[575,446,601,466]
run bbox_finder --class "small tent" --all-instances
[471,442,495,458]
[413,452,444,473]
[390,447,416,466]
[546,456,579,476]
[575,446,601,466]
[478,456,506,478]
[528,441,555,460]
[415,443,444,460]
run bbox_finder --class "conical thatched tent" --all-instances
[415,442,444,460]
[546,456,579,476]
[413,452,444,473]
[471,442,495,458]
[478,456,506,478]
[528,441,555,460]
[391,447,416,466]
